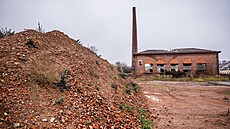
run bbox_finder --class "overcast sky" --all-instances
[1,0,229,65]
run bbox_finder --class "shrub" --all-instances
[0,27,15,38]
[54,69,70,92]
[119,73,129,79]
[26,39,38,48]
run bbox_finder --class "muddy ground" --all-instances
[137,81,230,129]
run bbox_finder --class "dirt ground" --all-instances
[137,81,230,129]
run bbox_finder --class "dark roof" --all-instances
[135,48,221,55]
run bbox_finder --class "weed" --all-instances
[54,68,70,92]
[119,73,129,79]
[26,39,38,48]
[141,123,152,129]
[138,115,152,129]
[125,88,131,95]
[124,104,132,113]
[131,81,140,93]
[118,104,123,110]
[133,86,140,93]
[111,83,118,89]
[55,96,65,104]
[136,107,146,116]
[125,82,140,94]
[95,86,100,90]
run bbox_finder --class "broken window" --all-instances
[170,59,178,72]
[144,59,153,73]
[157,59,166,74]
[145,64,153,73]
[157,64,165,74]
[170,64,178,72]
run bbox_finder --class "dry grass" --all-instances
[132,76,230,82]
[27,52,63,85]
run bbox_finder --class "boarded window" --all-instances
[183,63,192,71]
[197,63,206,70]
[197,63,206,74]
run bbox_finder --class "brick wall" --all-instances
[134,53,219,76]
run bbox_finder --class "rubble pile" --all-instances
[0,30,152,128]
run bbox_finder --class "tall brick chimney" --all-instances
[132,7,138,75]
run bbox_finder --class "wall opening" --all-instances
[170,64,178,72]
[144,59,153,73]
[170,59,179,72]
[183,63,192,72]
[197,63,206,74]
[157,59,166,74]
[157,64,165,74]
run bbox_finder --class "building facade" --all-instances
[131,7,221,77]
[133,48,220,76]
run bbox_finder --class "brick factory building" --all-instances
[131,7,221,77]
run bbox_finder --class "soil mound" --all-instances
[0,30,151,128]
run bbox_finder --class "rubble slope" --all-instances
[0,30,151,128]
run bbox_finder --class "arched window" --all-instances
[183,59,192,72]
[197,59,206,74]
[157,59,166,74]
[145,59,153,73]
[139,60,143,66]
[170,59,178,72]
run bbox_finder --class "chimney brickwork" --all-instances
[132,7,138,75]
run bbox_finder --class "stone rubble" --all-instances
[0,30,152,128]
